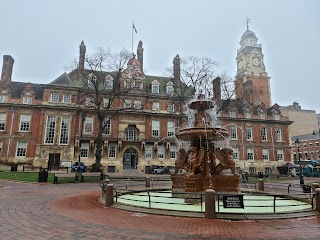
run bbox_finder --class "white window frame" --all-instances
[167,103,174,112]
[16,142,27,157]
[59,116,70,145]
[125,127,137,141]
[108,143,117,158]
[245,111,251,119]
[0,113,6,131]
[45,115,56,144]
[62,94,71,104]
[103,98,110,108]
[232,148,239,160]
[19,114,31,132]
[80,143,89,158]
[124,99,131,108]
[262,148,269,161]
[167,121,175,137]
[166,85,174,94]
[260,113,265,120]
[169,145,177,159]
[86,97,94,106]
[50,93,59,103]
[145,144,153,159]
[152,120,160,137]
[152,102,160,111]
[157,145,165,159]
[134,100,141,109]
[277,149,284,161]
[247,147,254,161]
[260,127,267,141]
[152,85,159,94]
[83,117,93,134]
[102,118,111,135]
[230,110,236,118]
[23,96,32,104]
[246,126,253,141]
[230,125,237,140]
[105,79,113,90]
[0,95,8,102]
[275,128,282,142]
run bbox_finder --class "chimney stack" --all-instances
[1,55,14,83]
[137,40,144,72]
[212,77,221,102]
[173,54,181,89]
[78,40,86,78]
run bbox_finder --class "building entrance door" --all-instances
[123,148,138,170]
[48,153,60,170]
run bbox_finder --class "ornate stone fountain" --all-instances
[171,91,239,193]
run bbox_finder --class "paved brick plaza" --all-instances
[1,180,320,240]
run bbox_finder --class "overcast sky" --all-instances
[1,0,319,112]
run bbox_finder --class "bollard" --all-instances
[146,176,150,188]
[257,179,264,191]
[312,183,319,193]
[315,188,320,213]
[105,184,114,207]
[205,189,216,219]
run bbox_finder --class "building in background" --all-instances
[280,102,318,137]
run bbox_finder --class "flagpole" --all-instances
[132,21,134,56]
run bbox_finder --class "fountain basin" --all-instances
[175,127,228,141]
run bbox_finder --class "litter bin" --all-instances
[242,172,248,183]
[11,164,18,172]
[38,168,49,182]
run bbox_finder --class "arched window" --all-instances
[125,126,138,141]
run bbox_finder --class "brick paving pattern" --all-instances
[1,180,320,240]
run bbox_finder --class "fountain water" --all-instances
[171,91,240,193]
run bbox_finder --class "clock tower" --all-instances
[235,23,271,107]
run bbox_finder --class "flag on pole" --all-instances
[133,23,137,33]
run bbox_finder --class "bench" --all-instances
[23,165,42,172]
[50,166,69,173]
[81,172,103,182]
[53,172,76,184]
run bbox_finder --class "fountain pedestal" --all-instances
[185,175,204,192]
[203,175,240,192]
[171,173,186,189]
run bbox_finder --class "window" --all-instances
[16,142,27,157]
[277,149,284,161]
[87,74,96,88]
[157,145,165,159]
[104,98,110,108]
[63,94,71,104]
[309,143,313,148]
[45,115,56,144]
[166,85,174,94]
[83,117,93,134]
[262,148,269,161]
[19,114,31,132]
[80,143,89,158]
[167,103,174,112]
[274,114,280,120]
[102,118,111,135]
[275,128,282,142]
[230,125,237,140]
[246,127,253,140]
[316,142,319,147]
[232,148,239,160]
[145,144,152,159]
[0,95,8,102]
[167,121,175,137]
[152,85,159,94]
[108,144,116,158]
[169,145,176,159]
[124,99,131,108]
[260,113,265,120]
[249,167,256,175]
[0,141,2,152]
[152,120,160,137]
[247,148,254,161]
[59,116,70,144]
[105,79,113,89]
[50,93,59,103]
[86,97,94,106]
[245,111,251,119]
[125,126,138,141]
[230,110,236,118]
[0,113,6,131]
[134,100,141,109]
[265,167,272,175]
[152,102,160,111]
[23,97,32,104]
[260,127,267,141]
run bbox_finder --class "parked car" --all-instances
[71,162,87,172]
[150,165,164,174]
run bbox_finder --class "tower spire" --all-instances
[245,17,251,30]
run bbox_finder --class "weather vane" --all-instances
[245,17,251,30]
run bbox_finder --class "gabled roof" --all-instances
[11,81,43,99]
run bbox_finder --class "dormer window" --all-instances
[103,98,110,108]
[124,100,131,108]
[166,82,174,94]
[50,93,59,103]
[230,110,236,118]
[86,97,94,106]
[105,75,113,90]
[87,74,97,88]
[245,111,251,119]
[23,97,32,104]
[167,103,174,112]
[274,114,280,120]
[151,80,160,94]
[0,95,8,103]
[260,113,265,120]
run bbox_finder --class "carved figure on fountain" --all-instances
[174,148,188,173]
[212,148,237,175]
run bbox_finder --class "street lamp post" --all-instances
[295,138,304,185]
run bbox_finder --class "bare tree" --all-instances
[75,47,132,171]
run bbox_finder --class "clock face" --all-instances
[238,61,243,69]
[252,57,261,66]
